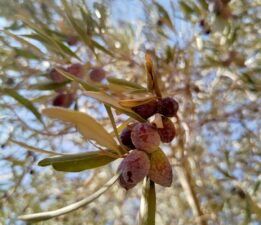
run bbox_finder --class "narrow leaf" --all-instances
[19,15,79,60]
[61,0,93,50]
[42,107,119,151]
[107,83,137,94]
[2,88,42,123]
[56,68,98,91]
[139,177,156,225]
[14,48,39,59]
[179,1,194,18]
[10,139,68,156]
[107,77,146,90]
[92,40,114,56]
[245,192,261,221]
[38,151,117,172]
[4,30,44,58]
[119,96,156,108]
[145,52,162,97]
[154,2,174,30]
[197,0,208,10]
[84,91,146,122]
[30,81,70,91]
[18,174,120,222]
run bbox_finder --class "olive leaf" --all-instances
[154,1,174,30]
[38,151,117,172]
[144,52,162,97]
[3,30,44,58]
[179,1,194,19]
[18,15,80,60]
[2,88,43,123]
[55,68,98,91]
[107,77,146,90]
[119,96,156,108]
[42,108,120,152]
[10,139,68,156]
[84,91,146,122]
[107,77,147,94]
[247,196,261,221]
[29,80,70,90]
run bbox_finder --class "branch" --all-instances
[18,174,119,222]
[175,155,207,225]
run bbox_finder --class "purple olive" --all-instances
[52,93,74,108]
[157,97,179,117]
[49,67,67,83]
[89,67,106,82]
[131,123,160,153]
[132,100,157,119]
[118,150,150,190]
[148,150,172,187]
[66,36,78,46]
[67,63,83,78]
[157,117,176,143]
[120,127,135,150]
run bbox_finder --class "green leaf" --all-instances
[107,82,138,94]
[38,151,117,172]
[42,107,120,152]
[139,177,156,225]
[55,68,98,91]
[79,5,96,34]
[179,1,194,18]
[5,157,25,166]
[119,96,156,108]
[19,15,80,60]
[61,0,93,50]
[55,40,80,59]
[30,80,70,90]
[253,180,261,194]
[197,0,208,10]
[18,174,119,222]
[25,33,80,60]
[91,40,114,56]
[154,1,174,30]
[107,77,146,90]
[43,28,68,39]
[84,91,146,122]
[2,88,43,123]
[4,21,24,30]
[4,30,44,58]
[190,2,202,16]
[245,192,261,221]
[13,48,39,59]
[10,139,68,156]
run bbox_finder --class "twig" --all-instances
[174,145,207,225]
[18,173,120,222]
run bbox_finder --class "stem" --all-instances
[104,104,127,154]
[175,153,207,225]
[18,174,120,222]
[139,178,156,225]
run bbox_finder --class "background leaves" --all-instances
[0,0,260,224]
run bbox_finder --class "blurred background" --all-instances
[0,0,260,224]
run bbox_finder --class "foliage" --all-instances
[0,0,260,224]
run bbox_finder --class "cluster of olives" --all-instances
[49,64,106,107]
[118,97,179,190]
